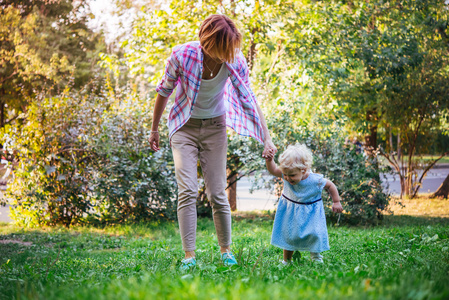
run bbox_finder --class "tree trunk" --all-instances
[364,110,377,156]
[399,174,406,199]
[247,28,257,71]
[0,101,4,128]
[406,171,413,197]
[389,128,393,153]
[230,0,236,17]
[226,171,237,211]
[431,174,449,199]
[411,153,448,198]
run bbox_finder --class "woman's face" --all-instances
[203,49,225,63]
[282,168,307,185]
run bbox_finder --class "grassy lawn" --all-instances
[419,155,449,164]
[1,198,449,299]
[377,155,449,167]
[388,195,449,219]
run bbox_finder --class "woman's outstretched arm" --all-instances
[254,102,277,158]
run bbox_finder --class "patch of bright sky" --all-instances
[86,0,151,44]
[86,0,128,44]
[86,0,256,44]
[86,0,174,44]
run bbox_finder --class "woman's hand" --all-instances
[149,131,160,151]
[262,139,277,159]
[332,201,343,213]
[149,94,169,152]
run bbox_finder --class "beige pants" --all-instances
[171,114,231,251]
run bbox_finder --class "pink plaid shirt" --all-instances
[156,41,264,144]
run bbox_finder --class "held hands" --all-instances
[262,139,277,160]
[332,201,343,213]
[149,131,160,151]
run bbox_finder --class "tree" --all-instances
[432,174,449,199]
[283,0,449,198]
[360,1,449,198]
[2,0,394,225]
[103,0,294,210]
[0,0,105,128]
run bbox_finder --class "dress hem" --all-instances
[270,242,330,253]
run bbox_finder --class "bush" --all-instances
[261,111,391,225]
[312,137,391,225]
[1,82,391,227]
[1,84,177,227]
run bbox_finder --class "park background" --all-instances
[0,0,449,299]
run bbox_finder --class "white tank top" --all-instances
[191,64,229,119]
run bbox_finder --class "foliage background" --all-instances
[2,0,449,226]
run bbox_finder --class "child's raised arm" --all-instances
[324,180,343,213]
[265,157,283,178]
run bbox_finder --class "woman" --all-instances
[149,14,277,269]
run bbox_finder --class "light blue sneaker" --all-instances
[221,252,238,266]
[180,257,196,271]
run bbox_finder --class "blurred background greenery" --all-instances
[1,0,448,227]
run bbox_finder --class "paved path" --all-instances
[0,205,11,223]
[0,185,11,223]
[1,168,447,221]
[236,168,449,211]
[382,168,448,195]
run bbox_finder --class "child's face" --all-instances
[282,168,307,185]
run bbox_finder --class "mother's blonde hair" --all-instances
[279,143,313,172]
[199,14,242,63]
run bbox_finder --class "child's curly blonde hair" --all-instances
[279,143,313,172]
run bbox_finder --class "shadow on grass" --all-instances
[233,210,449,227]
[382,214,449,227]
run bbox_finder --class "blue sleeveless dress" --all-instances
[271,172,330,252]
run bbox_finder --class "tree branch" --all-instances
[0,71,18,85]
[5,114,20,125]
[225,169,257,190]
[380,149,400,174]
[437,26,449,50]
[412,151,449,197]
[407,105,426,173]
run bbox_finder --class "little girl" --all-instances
[265,143,343,264]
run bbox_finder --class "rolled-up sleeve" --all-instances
[156,49,180,97]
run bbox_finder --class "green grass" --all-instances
[377,154,449,167]
[419,155,449,164]
[1,215,449,300]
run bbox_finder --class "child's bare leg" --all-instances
[283,250,294,262]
